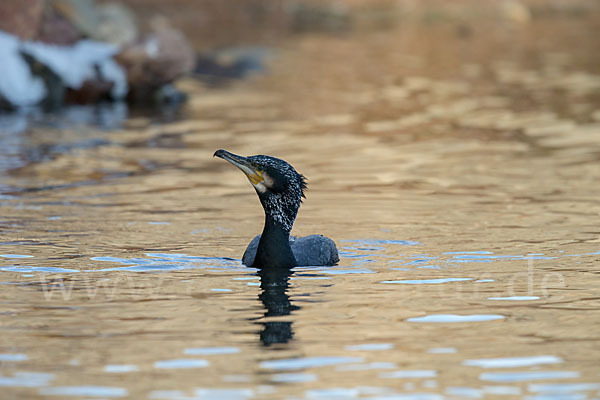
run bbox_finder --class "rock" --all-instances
[52,0,99,36]
[116,18,195,101]
[37,7,82,45]
[51,0,138,46]
[0,2,194,108]
[22,39,128,99]
[95,3,138,46]
[0,0,46,40]
[194,47,270,85]
[0,31,128,109]
[20,51,65,109]
[290,2,352,33]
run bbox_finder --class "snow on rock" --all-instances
[22,38,127,98]
[0,31,47,107]
[0,30,128,108]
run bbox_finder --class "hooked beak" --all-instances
[214,149,264,186]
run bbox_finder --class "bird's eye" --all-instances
[256,165,264,172]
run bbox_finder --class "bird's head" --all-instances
[214,149,306,232]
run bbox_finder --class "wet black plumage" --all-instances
[214,149,339,269]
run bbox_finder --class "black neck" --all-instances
[252,215,296,269]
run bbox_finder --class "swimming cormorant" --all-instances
[214,149,339,269]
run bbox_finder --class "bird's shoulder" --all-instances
[290,234,339,267]
[242,235,261,266]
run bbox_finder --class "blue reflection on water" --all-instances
[155,389,255,399]
[337,362,396,371]
[260,356,363,370]
[447,258,494,263]
[104,365,139,373]
[379,370,437,379]
[0,353,28,361]
[483,386,521,395]
[345,343,394,351]
[294,266,374,275]
[428,347,456,354]
[443,251,494,255]
[0,254,34,258]
[90,253,243,272]
[39,385,128,397]
[479,371,580,382]
[154,359,209,369]
[525,394,587,400]
[0,266,79,273]
[271,373,317,383]
[313,268,374,275]
[445,386,483,398]
[488,296,540,301]
[528,383,600,393]
[342,239,420,246]
[449,254,556,261]
[184,347,240,355]
[0,372,54,387]
[53,242,568,275]
[463,355,562,368]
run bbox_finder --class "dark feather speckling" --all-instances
[247,155,307,233]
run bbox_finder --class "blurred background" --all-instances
[1,0,598,120]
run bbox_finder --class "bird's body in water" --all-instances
[214,149,339,269]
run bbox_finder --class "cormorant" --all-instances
[214,149,339,269]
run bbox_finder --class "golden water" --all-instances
[1,18,599,400]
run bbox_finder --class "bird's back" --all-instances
[242,234,339,267]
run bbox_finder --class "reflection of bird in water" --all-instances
[257,268,298,346]
[214,149,339,269]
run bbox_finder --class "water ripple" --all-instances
[342,239,420,246]
[479,371,580,382]
[345,343,394,351]
[0,372,54,387]
[463,355,562,368]
[0,353,28,361]
[336,362,396,371]
[39,385,128,397]
[408,314,505,323]
[428,347,457,354]
[90,253,242,272]
[260,356,363,371]
[104,364,139,373]
[528,383,600,393]
[154,359,209,369]
[184,347,240,355]
[0,254,34,258]
[270,373,317,383]
[382,278,472,284]
[379,370,437,379]
[0,266,79,273]
[488,296,540,301]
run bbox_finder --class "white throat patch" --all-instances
[253,181,267,193]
